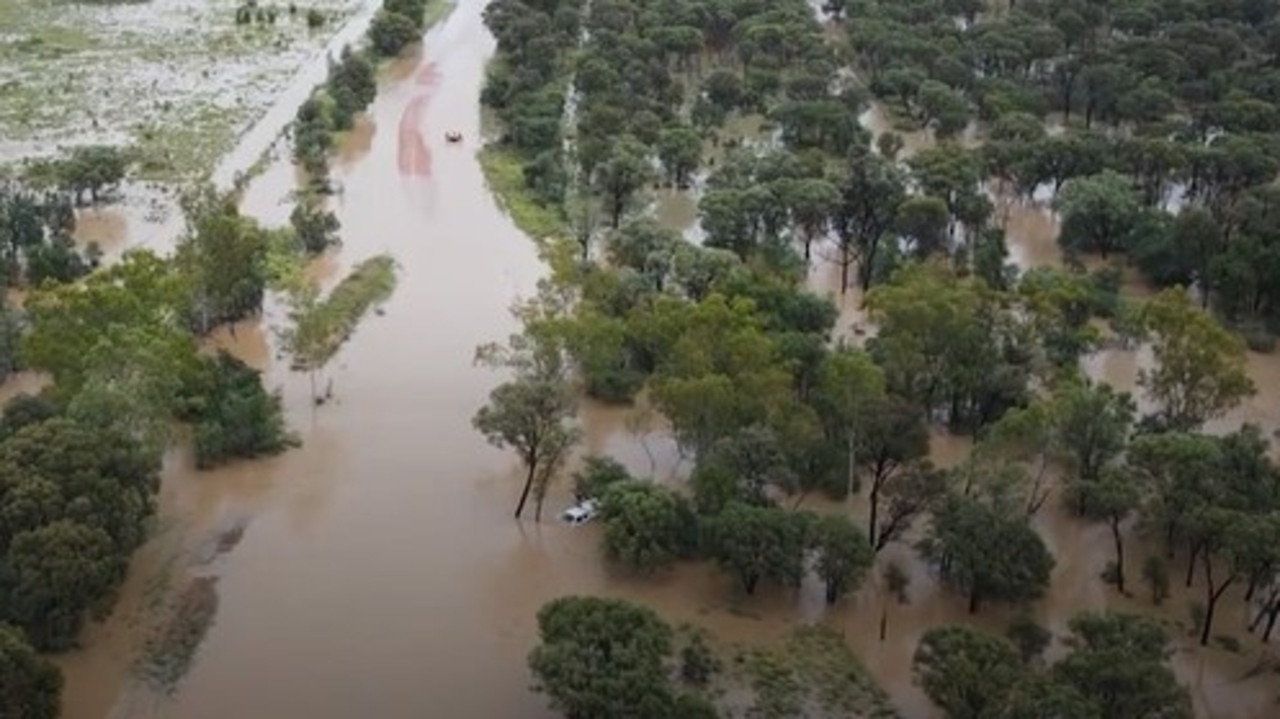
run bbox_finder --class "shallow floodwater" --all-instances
[47,4,1280,719]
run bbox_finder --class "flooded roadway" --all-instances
[50,2,1280,718]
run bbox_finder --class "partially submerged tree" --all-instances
[473,329,580,520]
[811,514,873,604]
[1137,288,1255,431]
[528,596,677,718]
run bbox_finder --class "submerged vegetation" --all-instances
[278,255,400,403]
[0,0,364,183]
[478,0,1280,715]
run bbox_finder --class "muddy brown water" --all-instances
[46,3,1280,718]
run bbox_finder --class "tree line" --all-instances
[292,0,437,192]
[473,0,1280,715]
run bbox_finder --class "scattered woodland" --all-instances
[475,0,1280,716]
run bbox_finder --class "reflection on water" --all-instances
[40,4,1280,719]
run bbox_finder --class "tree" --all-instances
[847,393,928,549]
[810,347,888,500]
[51,145,128,204]
[1053,380,1134,483]
[782,178,839,262]
[921,495,1056,612]
[599,481,695,571]
[290,194,340,254]
[832,146,905,291]
[21,250,192,394]
[175,187,271,334]
[913,626,1025,719]
[704,503,807,595]
[1053,613,1192,719]
[657,125,702,189]
[811,514,873,604]
[528,596,677,719]
[1137,288,1255,430]
[6,520,125,650]
[369,9,420,57]
[1053,171,1144,259]
[593,135,654,228]
[181,351,292,469]
[473,332,580,520]
[1071,466,1142,595]
[0,624,62,719]
[572,455,631,501]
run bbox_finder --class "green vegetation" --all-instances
[0,623,62,719]
[914,613,1192,719]
[278,255,399,403]
[0,0,364,183]
[292,0,450,192]
[0,176,322,699]
[478,0,1280,715]
[527,596,723,719]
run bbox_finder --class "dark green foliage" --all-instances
[599,480,699,571]
[704,503,809,595]
[0,394,60,441]
[176,188,271,334]
[571,455,631,500]
[0,187,89,287]
[528,596,678,718]
[290,193,341,254]
[915,614,1191,719]
[919,495,1055,613]
[369,9,420,57]
[0,417,159,649]
[0,623,62,719]
[179,352,292,469]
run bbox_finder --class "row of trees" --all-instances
[292,0,436,190]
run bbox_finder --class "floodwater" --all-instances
[45,4,1280,719]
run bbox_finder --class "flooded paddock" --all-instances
[32,2,1280,719]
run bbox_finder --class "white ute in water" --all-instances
[560,498,600,526]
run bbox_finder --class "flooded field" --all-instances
[20,1,1280,719]
[0,0,367,181]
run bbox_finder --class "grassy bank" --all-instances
[477,146,570,244]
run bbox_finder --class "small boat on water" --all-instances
[445,131,463,143]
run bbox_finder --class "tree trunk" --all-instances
[1111,516,1126,595]
[968,587,980,614]
[868,482,880,551]
[514,461,537,519]
[839,244,851,294]
[744,573,759,595]
[1265,602,1280,642]
[879,604,888,640]
[825,582,838,605]
[1200,554,1235,647]
[1185,542,1200,588]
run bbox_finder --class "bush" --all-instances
[306,7,325,27]
[181,352,292,468]
[369,9,420,57]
